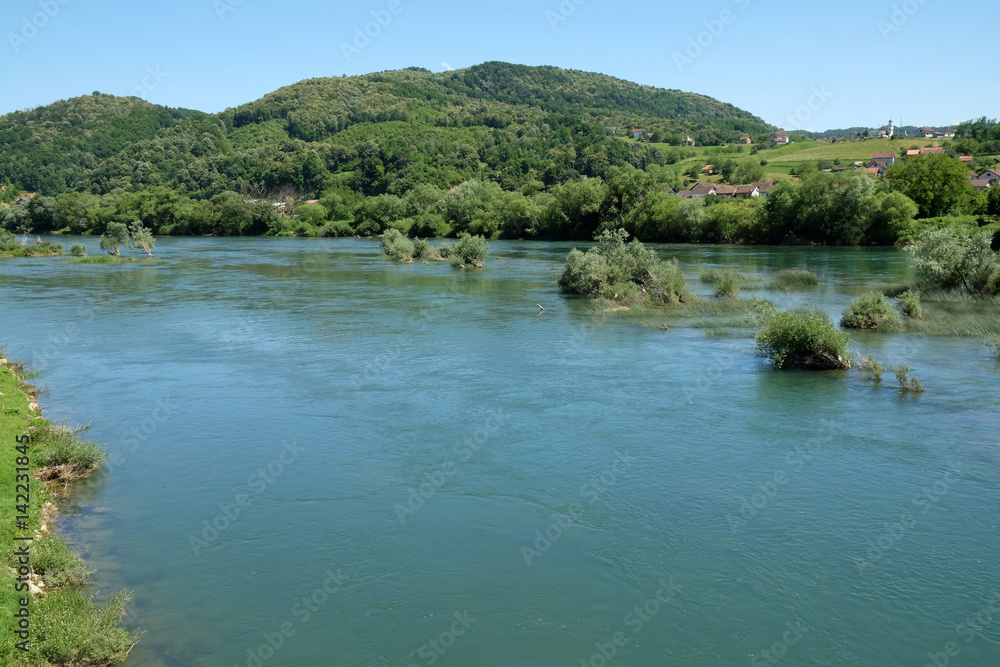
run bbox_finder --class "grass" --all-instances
[763,138,945,166]
[0,358,139,665]
[700,268,757,299]
[0,241,63,259]
[587,295,777,335]
[24,535,91,589]
[898,290,924,319]
[767,269,820,291]
[32,590,139,666]
[893,292,1000,336]
[67,255,148,264]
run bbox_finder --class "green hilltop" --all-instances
[0,62,772,199]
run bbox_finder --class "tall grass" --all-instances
[32,429,106,478]
[898,290,923,319]
[33,590,140,665]
[27,535,92,588]
[700,268,747,299]
[767,269,820,291]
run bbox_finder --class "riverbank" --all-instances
[0,353,138,666]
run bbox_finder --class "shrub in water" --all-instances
[755,310,851,370]
[892,364,925,392]
[854,353,885,382]
[840,291,902,330]
[450,234,490,268]
[558,229,689,305]
[380,228,416,263]
[69,243,87,257]
[714,274,741,299]
[898,290,923,319]
[413,238,440,260]
[985,335,1000,359]
[767,269,820,290]
[701,268,743,298]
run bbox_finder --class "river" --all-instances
[2,236,998,666]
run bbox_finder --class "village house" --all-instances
[678,181,774,200]
[771,132,790,145]
[979,169,1000,184]
[689,182,717,198]
[604,126,618,134]
[865,161,889,176]
[971,179,993,192]
[684,136,696,147]
[632,128,646,139]
[921,127,957,139]
[738,136,752,145]
[872,151,896,166]
[959,156,974,164]
[701,165,715,175]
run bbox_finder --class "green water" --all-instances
[2,237,999,667]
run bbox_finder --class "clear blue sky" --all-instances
[3,0,996,131]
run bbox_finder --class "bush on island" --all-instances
[840,291,902,330]
[756,309,851,370]
[559,228,689,305]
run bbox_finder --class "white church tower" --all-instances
[888,119,894,138]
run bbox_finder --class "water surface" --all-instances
[2,237,999,666]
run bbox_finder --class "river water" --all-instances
[2,237,999,666]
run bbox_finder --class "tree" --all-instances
[294,204,329,227]
[887,154,975,218]
[909,227,1000,295]
[100,222,129,256]
[730,160,765,185]
[211,191,254,236]
[129,221,155,257]
[54,192,100,234]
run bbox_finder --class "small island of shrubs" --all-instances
[558,229,689,304]
[380,229,490,268]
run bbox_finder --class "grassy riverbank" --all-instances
[0,353,139,666]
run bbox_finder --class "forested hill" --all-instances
[0,62,772,200]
